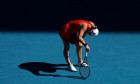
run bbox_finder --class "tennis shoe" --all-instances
[77,61,88,67]
[68,64,77,72]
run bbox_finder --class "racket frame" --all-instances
[79,51,90,79]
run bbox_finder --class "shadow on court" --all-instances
[19,62,83,80]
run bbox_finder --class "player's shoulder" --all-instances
[79,22,88,27]
[70,20,88,23]
[70,20,88,27]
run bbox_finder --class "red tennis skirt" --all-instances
[59,30,79,44]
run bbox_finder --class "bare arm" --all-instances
[78,23,90,51]
[78,23,87,45]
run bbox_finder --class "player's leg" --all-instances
[75,42,88,67]
[63,40,77,72]
[70,32,82,63]
[75,42,83,63]
[63,40,71,65]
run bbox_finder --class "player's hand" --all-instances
[86,45,90,52]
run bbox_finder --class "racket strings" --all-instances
[79,51,90,79]
[80,66,90,78]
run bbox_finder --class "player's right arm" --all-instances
[78,23,90,51]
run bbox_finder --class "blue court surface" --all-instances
[0,31,140,84]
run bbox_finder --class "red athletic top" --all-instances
[59,20,92,40]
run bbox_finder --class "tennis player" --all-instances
[59,20,99,72]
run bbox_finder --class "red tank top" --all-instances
[59,20,92,39]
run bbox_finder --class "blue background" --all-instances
[0,32,140,84]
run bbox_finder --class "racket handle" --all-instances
[85,51,88,57]
[85,49,89,52]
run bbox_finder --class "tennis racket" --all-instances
[79,50,90,79]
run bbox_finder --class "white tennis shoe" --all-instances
[68,64,77,72]
[77,61,88,67]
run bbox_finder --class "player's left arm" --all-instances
[78,23,87,45]
[78,23,90,51]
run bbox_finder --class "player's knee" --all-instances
[77,44,83,49]
[76,43,83,48]
[79,43,83,47]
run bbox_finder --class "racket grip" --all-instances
[85,49,89,52]
[85,51,88,57]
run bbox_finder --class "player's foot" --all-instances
[68,64,77,72]
[77,61,88,67]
